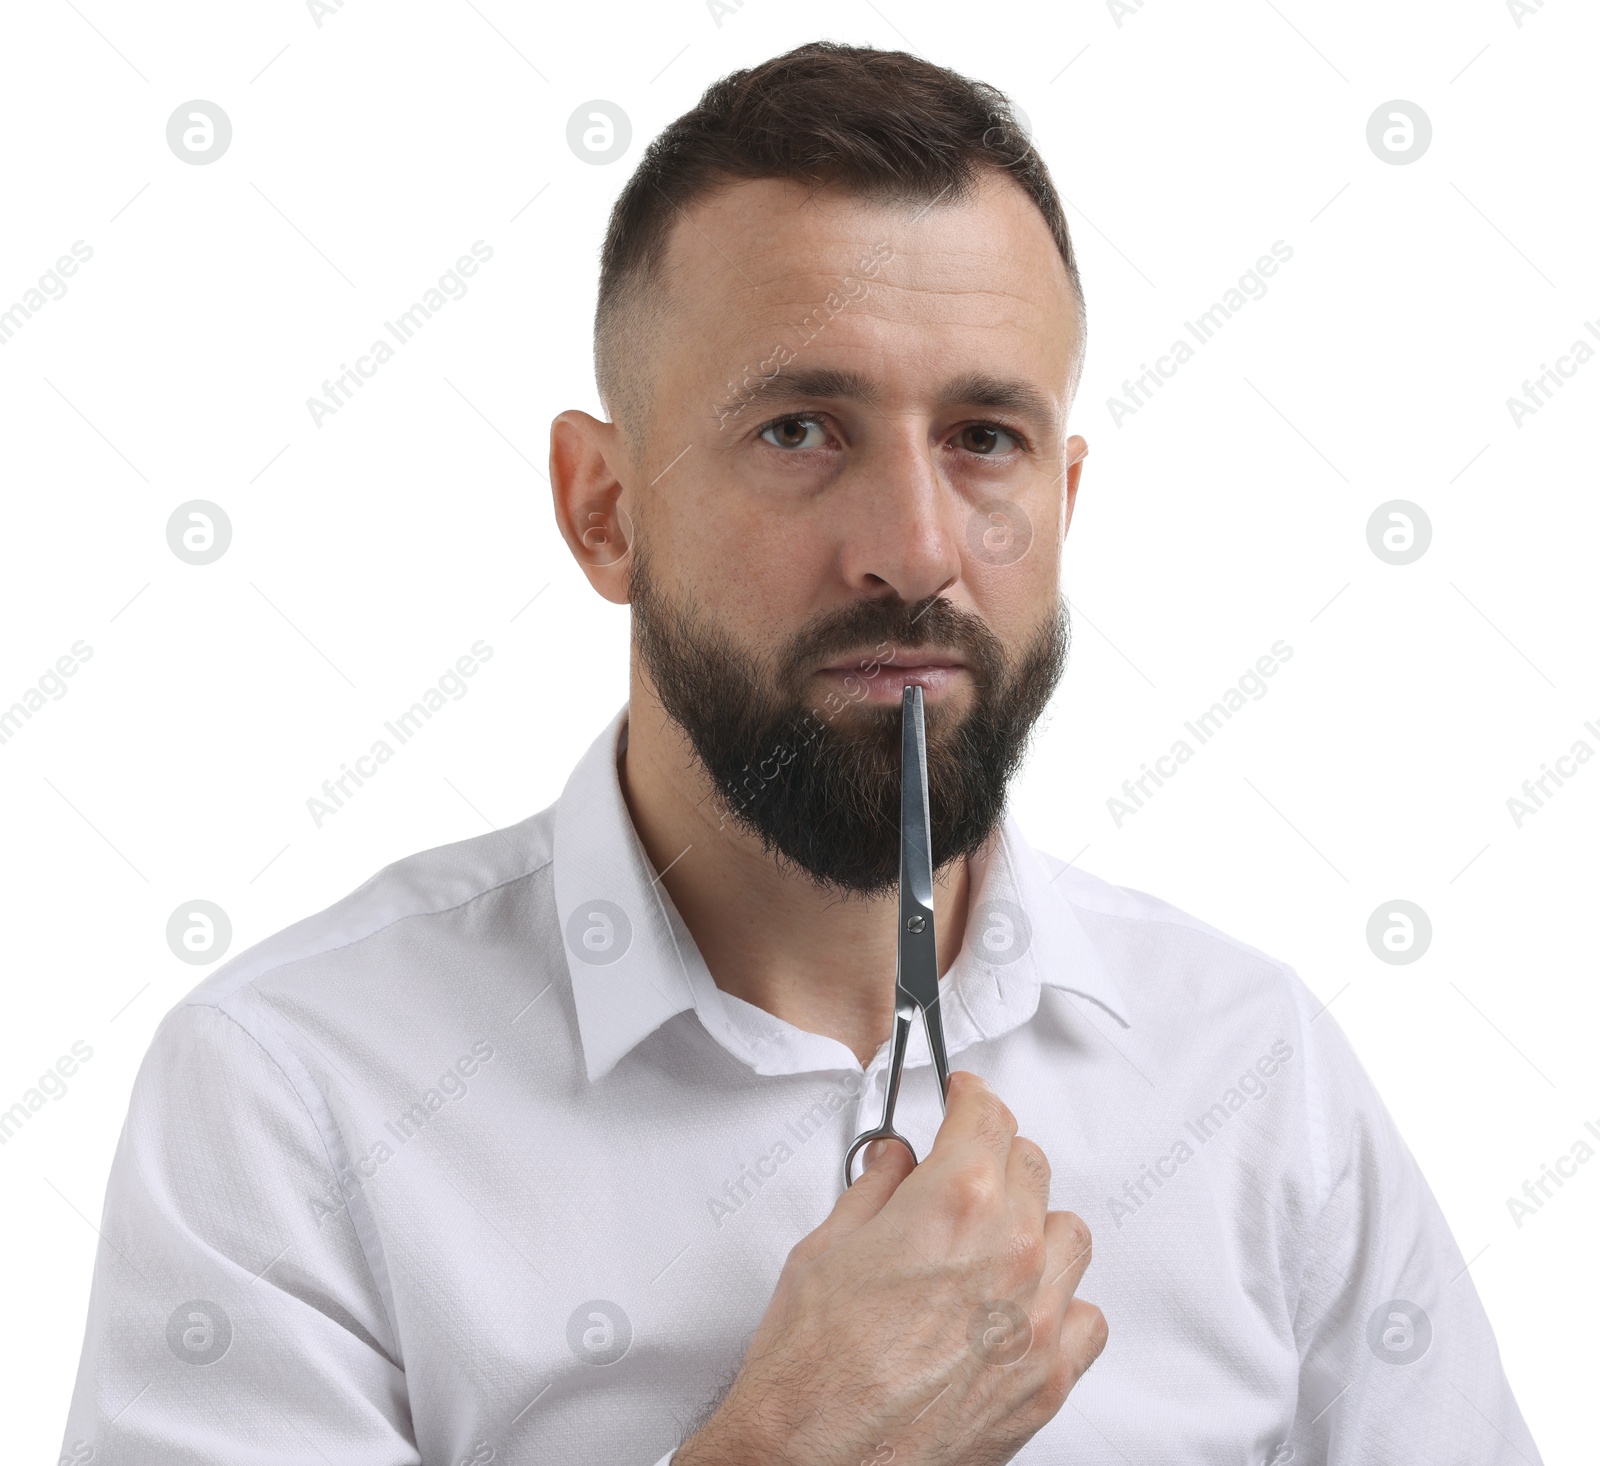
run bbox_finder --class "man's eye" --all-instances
[956,424,1020,455]
[759,416,829,450]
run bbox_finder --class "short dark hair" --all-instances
[593,41,1083,436]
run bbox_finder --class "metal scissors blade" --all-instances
[841,684,952,1189]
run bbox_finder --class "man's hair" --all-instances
[593,41,1084,440]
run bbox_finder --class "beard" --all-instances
[628,532,1070,898]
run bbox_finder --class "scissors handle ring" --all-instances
[842,1126,917,1189]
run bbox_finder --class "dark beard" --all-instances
[628,533,1070,897]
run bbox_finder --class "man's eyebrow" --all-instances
[717,367,880,419]
[936,371,1058,426]
[716,366,1057,426]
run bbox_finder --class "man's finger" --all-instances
[1039,1208,1094,1302]
[1058,1295,1110,1382]
[1003,1135,1052,1230]
[926,1070,1017,1170]
[791,1138,917,1264]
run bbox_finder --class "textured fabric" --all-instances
[61,707,1542,1464]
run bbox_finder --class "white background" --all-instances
[2,0,1594,1459]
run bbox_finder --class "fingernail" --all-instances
[865,1140,887,1169]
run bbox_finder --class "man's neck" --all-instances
[617,687,971,1069]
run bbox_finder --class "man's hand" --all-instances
[675,1071,1107,1466]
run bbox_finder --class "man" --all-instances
[63,42,1540,1466]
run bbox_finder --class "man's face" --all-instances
[614,171,1087,894]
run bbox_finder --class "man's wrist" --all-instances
[673,1411,774,1466]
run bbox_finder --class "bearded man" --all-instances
[62,40,1541,1466]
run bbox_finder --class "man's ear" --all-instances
[1061,434,1088,540]
[549,409,635,606]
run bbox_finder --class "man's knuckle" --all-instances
[947,1160,1002,1218]
[1040,1350,1077,1411]
[1062,1301,1108,1374]
[1058,1210,1093,1263]
[1009,1227,1046,1280]
[1085,1302,1110,1358]
[979,1091,1019,1138]
[785,1234,814,1264]
[1014,1137,1052,1190]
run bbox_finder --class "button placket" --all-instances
[852,1053,888,1138]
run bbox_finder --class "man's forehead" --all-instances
[653,173,1080,392]
[664,176,1070,314]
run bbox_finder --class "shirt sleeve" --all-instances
[59,1000,420,1465]
[1286,983,1543,1464]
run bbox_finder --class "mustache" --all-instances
[776,593,1007,691]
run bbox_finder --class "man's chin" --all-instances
[704,709,1007,898]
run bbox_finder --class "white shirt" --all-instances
[63,709,1542,1465]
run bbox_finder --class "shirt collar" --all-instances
[552,707,1130,1084]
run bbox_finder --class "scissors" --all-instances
[841,683,952,1189]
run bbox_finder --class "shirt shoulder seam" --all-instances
[190,851,557,1009]
[1280,964,1335,1332]
[1037,856,1290,973]
[187,996,408,1365]
[1065,896,1290,976]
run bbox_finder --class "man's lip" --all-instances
[815,649,969,673]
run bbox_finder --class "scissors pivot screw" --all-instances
[906,914,926,932]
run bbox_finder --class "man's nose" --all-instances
[838,433,963,603]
